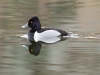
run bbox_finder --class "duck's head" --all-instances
[22,16,41,31]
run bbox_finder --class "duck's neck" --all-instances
[30,26,41,32]
[30,29,36,33]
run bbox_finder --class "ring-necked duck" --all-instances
[22,16,68,39]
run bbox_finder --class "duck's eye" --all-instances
[30,49,34,52]
[30,21,32,24]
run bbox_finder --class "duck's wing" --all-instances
[37,28,68,36]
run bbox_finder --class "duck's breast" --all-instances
[34,30,60,39]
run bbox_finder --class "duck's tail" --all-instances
[62,32,80,38]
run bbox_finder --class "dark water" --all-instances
[0,0,100,75]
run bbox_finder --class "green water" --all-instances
[0,0,100,75]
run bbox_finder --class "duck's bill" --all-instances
[21,44,29,49]
[21,23,28,28]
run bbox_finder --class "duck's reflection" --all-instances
[22,41,41,56]
[21,36,67,56]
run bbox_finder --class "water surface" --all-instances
[0,0,100,75]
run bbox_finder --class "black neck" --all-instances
[30,29,36,33]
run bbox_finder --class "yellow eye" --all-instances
[30,21,32,23]
[31,49,34,52]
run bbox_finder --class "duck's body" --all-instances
[28,28,68,39]
[22,16,68,39]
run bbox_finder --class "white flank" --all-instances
[34,36,61,43]
[34,30,60,40]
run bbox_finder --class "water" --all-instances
[0,0,100,75]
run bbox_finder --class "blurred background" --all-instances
[0,0,100,75]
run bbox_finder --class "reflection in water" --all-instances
[21,37,67,56]
[21,41,41,56]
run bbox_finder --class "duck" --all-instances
[22,16,68,39]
